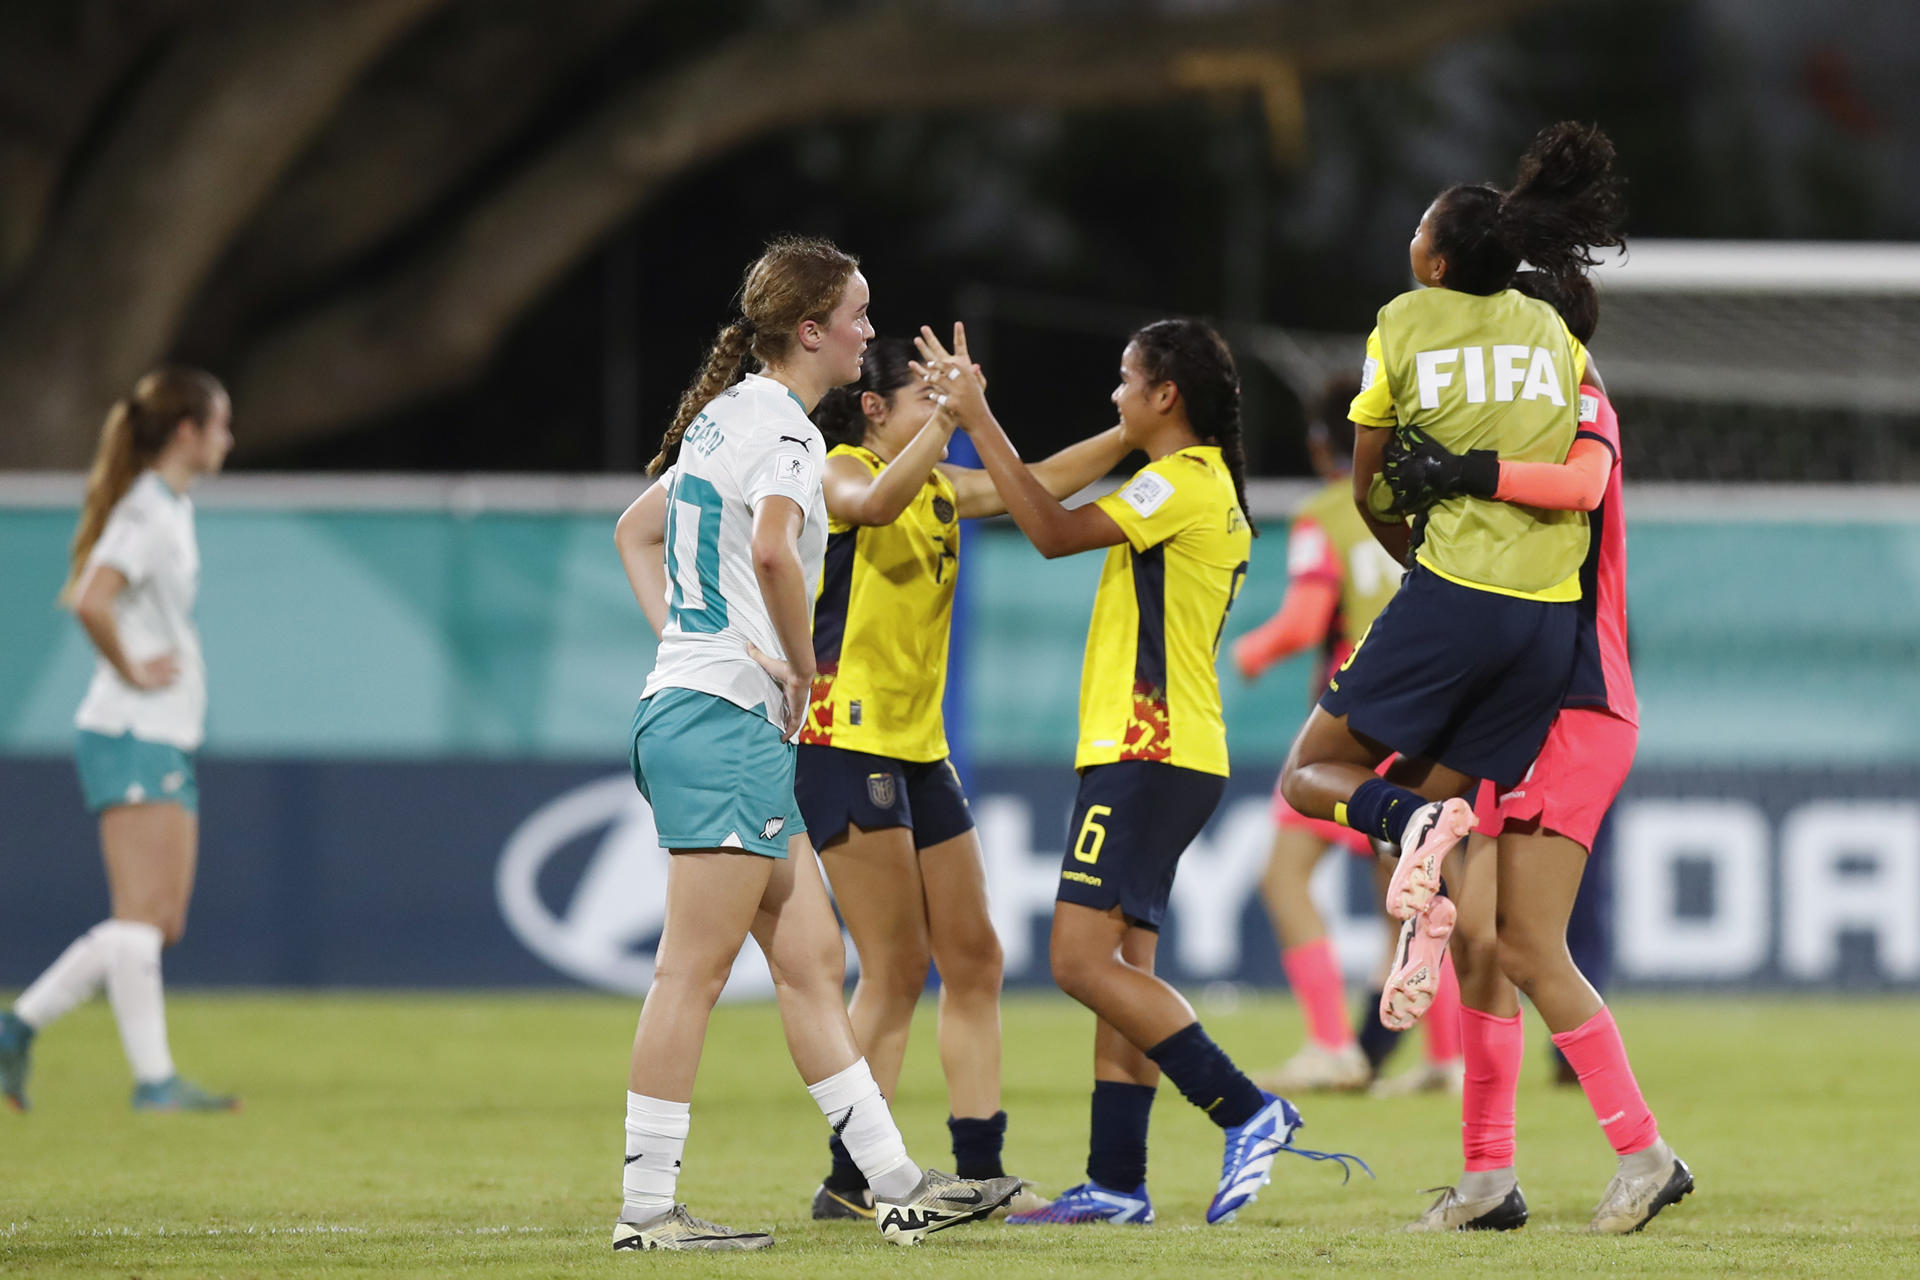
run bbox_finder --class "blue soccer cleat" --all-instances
[1005,1180,1153,1225]
[1207,1092,1373,1224]
[0,1011,34,1112]
[131,1075,240,1113]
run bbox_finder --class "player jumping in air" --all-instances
[0,368,238,1115]
[608,238,1018,1251]
[799,337,1130,1221]
[1278,122,1622,1053]
[1384,268,1691,1235]
[918,319,1368,1228]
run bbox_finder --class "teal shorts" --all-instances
[74,730,198,815]
[629,688,805,858]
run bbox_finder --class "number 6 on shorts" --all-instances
[1073,805,1112,864]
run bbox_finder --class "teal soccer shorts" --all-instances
[629,687,806,858]
[74,730,199,815]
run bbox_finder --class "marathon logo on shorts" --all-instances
[1061,870,1103,888]
[867,772,895,808]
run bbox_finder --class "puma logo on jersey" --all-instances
[778,435,811,448]
[1414,345,1567,410]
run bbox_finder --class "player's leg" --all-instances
[1256,818,1368,1093]
[755,831,1020,1244]
[813,821,930,1215]
[918,827,1015,1179]
[1010,923,1160,1225]
[97,802,232,1111]
[1406,833,1527,1231]
[1352,856,1405,1078]
[1496,825,1690,1233]
[618,846,775,1249]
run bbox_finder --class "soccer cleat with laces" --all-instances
[1206,1092,1373,1224]
[1588,1141,1694,1234]
[130,1075,240,1112]
[612,1204,773,1251]
[810,1182,875,1220]
[1255,1042,1371,1094]
[0,1011,34,1112]
[1385,798,1474,920]
[1379,895,1458,1032]
[1005,1181,1151,1225]
[874,1168,1021,1245]
[1406,1182,1529,1231]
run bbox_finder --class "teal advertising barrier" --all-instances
[5,494,1920,765]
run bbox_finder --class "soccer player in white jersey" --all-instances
[0,368,237,1114]
[607,236,1020,1251]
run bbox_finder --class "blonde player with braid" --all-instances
[608,237,1018,1252]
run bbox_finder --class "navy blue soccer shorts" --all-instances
[1055,760,1225,931]
[1319,562,1576,787]
[795,744,975,851]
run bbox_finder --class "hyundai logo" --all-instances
[494,775,776,998]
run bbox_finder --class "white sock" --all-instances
[622,1092,689,1225]
[99,920,174,1084]
[13,921,116,1029]
[807,1058,919,1202]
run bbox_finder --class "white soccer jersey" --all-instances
[73,471,207,751]
[641,373,828,729]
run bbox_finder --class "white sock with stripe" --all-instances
[13,921,115,1029]
[807,1058,919,1202]
[100,920,174,1084]
[622,1092,689,1225]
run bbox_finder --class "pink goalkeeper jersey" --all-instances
[1564,386,1637,725]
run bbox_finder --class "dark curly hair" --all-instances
[1510,269,1600,345]
[1428,121,1626,296]
[1129,318,1257,538]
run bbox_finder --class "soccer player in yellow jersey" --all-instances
[797,337,1129,1219]
[918,320,1367,1228]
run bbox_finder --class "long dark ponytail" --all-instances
[1428,121,1626,296]
[810,336,917,449]
[1128,318,1257,538]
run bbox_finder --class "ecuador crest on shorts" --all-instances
[866,771,897,809]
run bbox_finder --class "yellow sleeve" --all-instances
[1094,459,1205,553]
[1348,328,1395,428]
[1567,326,1588,385]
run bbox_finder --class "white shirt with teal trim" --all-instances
[641,373,828,730]
[74,471,207,751]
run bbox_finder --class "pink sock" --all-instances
[1281,939,1352,1051]
[1551,1006,1659,1156]
[1422,955,1462,1064]
[1459,1007,1523,1171]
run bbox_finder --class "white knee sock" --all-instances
[99,920,174,1084]
[622,1093,689,1225]
[13,920,116,1029]
[807,1059,919,1201]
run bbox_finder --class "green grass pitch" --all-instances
[3,991,1916,1276]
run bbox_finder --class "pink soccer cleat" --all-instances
[1385,798,1475,920]
[1379,895,1457,1032]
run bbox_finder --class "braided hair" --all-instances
[1128,318,1257,537]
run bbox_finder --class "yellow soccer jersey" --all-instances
[1350,287,1590,601]
[800,444,959,762]
[1076,446,1251,777]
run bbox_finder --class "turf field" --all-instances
[3,991,1915,1277]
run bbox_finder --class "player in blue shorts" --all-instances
[918,320,1367,1227]
[606,237,1018,1252]
[1,368,238,1114]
